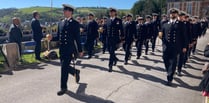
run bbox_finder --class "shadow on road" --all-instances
[174,78,200,91]
[182,70,202,80]
[115,65,166,84]
[14,63,47,71]
[66,83,114,103]
[190,55,208,62]
[76,60,109,72]
[141,56,163,64]
[131,60,165,72]
[189,59,205,65]
[186,64,202,71]
[0,70,13,76]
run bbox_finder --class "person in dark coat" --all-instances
[182,14,193,68]
[78,17,87,49]
[199,43,209,96]
[151,13,161,52]
[144,15,153,55]
[204,43,209,57]
[191,16,202,55]
[135,17,146,59]
[176,11,189,76]
[106,7,124,72]
[48,4,83,96]
[161,8,187,86]
[160,14,168,30]
[123,13,136,65]
[8,17,23,56]
[200,18,208,37]
[31,11,43,60]
[99,17,108,54]
[85,13,99,59]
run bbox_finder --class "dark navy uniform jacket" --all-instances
[152,19,161,36]
[52,18,82,58]
[191,22,202,39]
[123,21,136,42]
[31,18,43,41]
[144,22,153,39]
[184,21,192,45]
[162,20,188,53]
[86,20,99,41]
[106,17,124,43]
[135,23,146,41]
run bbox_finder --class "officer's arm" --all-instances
[134,25,137,39]
[119,19,124,38]
[161,25,166,42]
[182,23,188,49]
[75,23,83,53]
[95,22,99,38]
[133,22,137,39]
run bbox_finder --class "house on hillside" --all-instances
[167,0,209,17]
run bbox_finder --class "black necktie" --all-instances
[64,20,68,26]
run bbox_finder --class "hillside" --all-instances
[0,6,130,24]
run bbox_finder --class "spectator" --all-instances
[31,11,43,60]
[8,17,23,56]
[199,43,209,97]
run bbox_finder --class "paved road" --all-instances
[0,32,209,103]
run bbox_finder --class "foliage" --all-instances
[0,7,130,24]
[131,0,167,17]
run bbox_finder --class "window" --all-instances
[186,2,192,15]
[174,2,180,9]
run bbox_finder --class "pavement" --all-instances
[0,31,209,103]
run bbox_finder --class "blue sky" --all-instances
[0,0,138,9]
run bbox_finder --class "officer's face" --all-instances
[170,13,177,19]
[88,15,93,20]
[63,10,72,18]
[153,16,157,20]
[127,16,132,21]
[178,16,185,21]
[146,18,151,22]
[162,16,167,20]
[109,11,116,17]
[138,19,143,23]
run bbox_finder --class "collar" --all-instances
[170,19,177,23]
[65,17,72,21]
[13,24,19,27]
[110,17,115,20]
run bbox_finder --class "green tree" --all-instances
[131,0,167,17]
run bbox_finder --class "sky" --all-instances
[0,0,138,9]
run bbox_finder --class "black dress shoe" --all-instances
[108,66,112,72]
[57,89,67,96]
[176,72,182,76]
[166,81,172,86]
[74,70,80,83]
[36,57,43,61]
[113,58,119,66]
[136,56,140,59]
[124,61,128,65]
